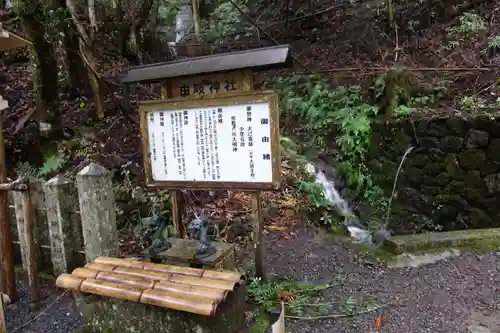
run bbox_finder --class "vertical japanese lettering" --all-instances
[246,106,252,122]
[195,112,200,166]
[261,118,269,125]
[179,112,186,178]
[239,126,245,147]
[247,126,253,147]
[174,112,182,175]
[183,110,189,126]
[204,109,210,179]
[149,112,155,124]
[161,132,167,175]
[217,108,223,124]
[212,110,220,180]
[231,115,237,152]
[151,133,157,161]
[249,151,255,179]
[199,110,206,180]
[159,111,165,127]
[171,114,176,160]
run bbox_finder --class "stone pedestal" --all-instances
[149,238,236,270]
[72,281,246,333]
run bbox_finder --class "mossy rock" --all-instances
[384,228,500,254]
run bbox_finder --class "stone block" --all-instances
[72,282,246,333]
[384,228,500,254]
[151,238,236,270]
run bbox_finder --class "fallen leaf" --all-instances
[375,315,384,329]
[267,225,286,231]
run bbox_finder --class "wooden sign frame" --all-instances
[139,90,281,191]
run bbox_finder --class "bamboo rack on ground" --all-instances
[56,256,246,316]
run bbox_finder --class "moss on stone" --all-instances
[384,228,500,254]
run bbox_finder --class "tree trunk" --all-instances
[58,0,87,95]
[16,4,61,133]
[148,0,160,36]
[81,43,104,119]
[66,0,105,119]
[123,0,154,63]
[191,0,201,41]
[63,23,87,95]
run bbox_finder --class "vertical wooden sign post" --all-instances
[122,46,292,279]
[0,26,32,302]
[0,293,5,333]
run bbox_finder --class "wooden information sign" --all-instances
[122,45,293,279]
[139,92,281,190]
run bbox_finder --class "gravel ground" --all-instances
[4,224,500,333]
[3,276,81,333]
[261,224,500,333]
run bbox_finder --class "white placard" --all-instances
[146,101,274,183]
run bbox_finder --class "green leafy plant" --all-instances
[459,95,486,112]
[447,11,487,36]
[273,74,383,208]
[15,153,66,179]
[247,277,329,315]
[199,0,251,43]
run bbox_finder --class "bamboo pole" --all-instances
[94,257,143,269]
[0,126,15,301]
[84,263,117,272]
[94,256,246,282]
[113,266,173,281]
[80,279,143,302]
[22,184,40,307]
[96,271,155,289]
[169,273,237,291]
[154,281,228,303]
[140,289,216,316]
[143,262,202,277]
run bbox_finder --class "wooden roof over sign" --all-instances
[0,24,31,52]
[121,44,293,84]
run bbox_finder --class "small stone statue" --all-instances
[147,213,172,259]
[188,214,216,259]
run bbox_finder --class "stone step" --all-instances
[384,228,500,254]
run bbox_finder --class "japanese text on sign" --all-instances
[146,101,274,183]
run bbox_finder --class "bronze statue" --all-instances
[188,214,216,259]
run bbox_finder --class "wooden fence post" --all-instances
[13,178,46,271]
[44,175,82,276]
[0,293,5,333]
[76,163,119,263]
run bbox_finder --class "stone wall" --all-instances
[368,114,500,234]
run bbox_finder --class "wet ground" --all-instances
[4,224,500,333]
[3,276,80,333]
[262,225,500,333]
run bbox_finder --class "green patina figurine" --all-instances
[147,212,172,259]
[188,214,216,260]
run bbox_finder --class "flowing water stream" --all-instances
[308,146,415,245]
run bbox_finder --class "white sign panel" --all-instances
[146,101,274,183]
